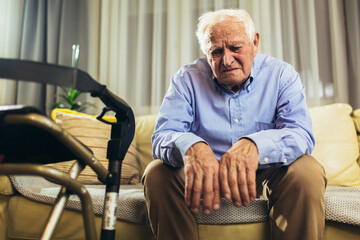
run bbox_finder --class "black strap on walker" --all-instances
[0,58,135,239]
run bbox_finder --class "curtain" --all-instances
[0,0,359,116]
[345,0,360,109]
[0,0,24,106]
[0,0,96,114]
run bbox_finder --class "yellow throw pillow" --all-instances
[49,109,140,185]
[310,103,360,188]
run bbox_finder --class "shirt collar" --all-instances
[243,74,253,92]
[212,72,254,95]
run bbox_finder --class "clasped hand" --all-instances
[184,139,259,215]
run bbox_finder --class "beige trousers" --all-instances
[142,155,326,240]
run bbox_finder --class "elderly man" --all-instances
[143,9,326,240]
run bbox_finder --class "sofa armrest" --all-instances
[0,175,15,195]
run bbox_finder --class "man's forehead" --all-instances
[210,18,245,32]
[208,20,247,41]
[209,34,248,46]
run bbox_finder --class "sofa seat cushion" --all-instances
[195,199,268,224]
[325,186,360,226]
[10,175,147,224]
[9,175,360,226]
[10,175,270,225]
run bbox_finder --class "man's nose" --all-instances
[223,49,234,67]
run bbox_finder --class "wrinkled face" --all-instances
[205,18,259,92]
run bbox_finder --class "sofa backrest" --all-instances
[310,103,360,188]
[135,114,158,175]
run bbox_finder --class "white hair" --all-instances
[196,9,256,54]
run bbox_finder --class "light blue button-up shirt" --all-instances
[152,54,314,169]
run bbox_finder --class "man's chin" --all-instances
[218,78,247,89]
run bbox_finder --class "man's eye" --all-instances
[211,49,223,57]
[231,46,242,52]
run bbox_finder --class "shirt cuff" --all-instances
[244,131,280,165]
[174,133,207,159]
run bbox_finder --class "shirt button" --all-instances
[233,95,236,98]
[264,157,269,163]
[234,118,239,123]
[284,158,287,163]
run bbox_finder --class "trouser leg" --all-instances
[142,160,198,240]
[256,155,327,240]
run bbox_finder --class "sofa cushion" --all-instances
[49,109,140,185]
[310,103,360,188]
[135,114,158,175]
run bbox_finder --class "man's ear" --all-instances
[253,32,260,55]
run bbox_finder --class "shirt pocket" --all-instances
[255,121,276,132]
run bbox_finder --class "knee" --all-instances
[142,160,184,195]
[142,160,165,190]
[285,155,326,197]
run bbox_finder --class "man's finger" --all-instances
[219,159,231,200]
[246,168,257,202]
[202,169,214,215]
[213,170,221,210]
[238,164,250,206]
[184,163,194,207]
[191,172,203,213]
[228,163,241,207]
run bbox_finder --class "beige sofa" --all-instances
[1,103,360,239]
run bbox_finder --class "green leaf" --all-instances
[70,88,81,100]
[50,87,94,113]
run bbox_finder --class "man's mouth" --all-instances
[222,68,239,73]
